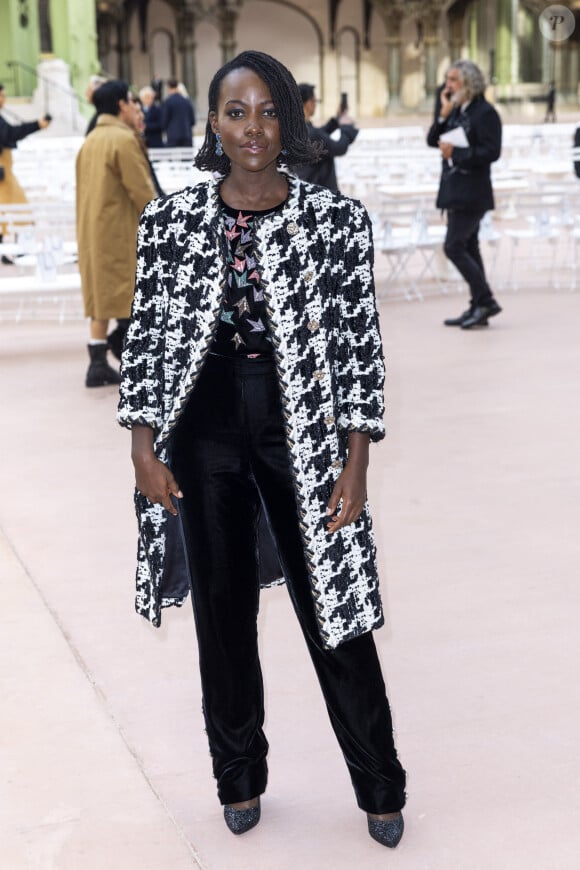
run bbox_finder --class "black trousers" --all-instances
[170,353,406,814]
[444,208,495,308]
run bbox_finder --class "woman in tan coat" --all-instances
[76,80,156,387]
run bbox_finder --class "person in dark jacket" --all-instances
[545,81,556,123]
[0,83,51,250]
[160,79,195,147]
[427,60,502,329]
[132,96,165,198]
[139,85,164,148]
[573,124,580,178]
[291,83,358,192]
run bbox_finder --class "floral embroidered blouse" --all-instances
[211,199,284,357]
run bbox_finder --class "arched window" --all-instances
[150,29,175,83]
[336,27,359,117]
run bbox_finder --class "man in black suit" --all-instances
[292,83,358,193]
[161,79,195,147]
[427,60,502,329]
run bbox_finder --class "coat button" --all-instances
[287,221,299,235]
[304,270,314,282]
[312,370,325,380]
[307,320,319,332]
[324,416,335,426]
[331,460,342,469]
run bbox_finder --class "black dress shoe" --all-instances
[223,797,261,835]
[444,308,475,327]
[461,302,502,329]
[484,300,502,318]
[367,811,404,848]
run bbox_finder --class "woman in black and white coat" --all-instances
[118,51,406,846]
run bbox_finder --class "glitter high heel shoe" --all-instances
[367,811,404,848]
[223,797,261,835]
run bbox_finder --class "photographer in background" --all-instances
[0,83,51,255]
[291,83,358,193]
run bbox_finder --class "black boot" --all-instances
[85,343,121,388]
[107,318,130,361]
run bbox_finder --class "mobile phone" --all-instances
[340,92,348,113]
[43,113,52,122]
[444,90,452,100]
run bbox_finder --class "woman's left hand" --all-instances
[325,432,370,533]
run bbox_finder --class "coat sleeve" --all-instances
[147,105,163,135]
[0,118,40,150]
[427,118,446,148]
[333,200,385,442]
[117,134,157,214]
[117,203,167,431]
[313,124,358,157]
[160,101,170,132]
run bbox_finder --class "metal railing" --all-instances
[5,60,89,131]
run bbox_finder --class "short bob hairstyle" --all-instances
[93,80,130,117]
[195,50,322,174]
[448,59,486,101]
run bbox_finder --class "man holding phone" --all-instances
[292,83,358,193]
[427,60,502,329]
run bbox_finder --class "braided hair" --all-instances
[195,50,323,174]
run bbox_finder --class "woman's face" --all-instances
[210,68,282,174]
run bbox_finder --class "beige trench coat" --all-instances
[76,115,156,320]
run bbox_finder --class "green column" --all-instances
[0,0,42,97]
[495,0,512,88]
[49,0,99,97]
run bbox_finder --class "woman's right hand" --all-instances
[134,454,183,516]
[131,424,183,516]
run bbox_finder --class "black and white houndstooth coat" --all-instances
[117,174,386,650]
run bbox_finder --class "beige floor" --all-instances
[1,289,579,869]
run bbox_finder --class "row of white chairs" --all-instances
[374,206,580,300]
[2,126,579,322]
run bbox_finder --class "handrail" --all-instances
[5,59,88,131]
[6,59,89,106]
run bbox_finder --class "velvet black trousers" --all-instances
[170,353,406,814]
[444,208,494,307]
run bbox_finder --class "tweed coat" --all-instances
[117,174,386,650]
[75,115,156,320]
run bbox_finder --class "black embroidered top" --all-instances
[211,199,284,357]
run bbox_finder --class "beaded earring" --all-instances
[215,132,223,156]
[281,147,288,155]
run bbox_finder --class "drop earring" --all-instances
[215,132,223,157]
